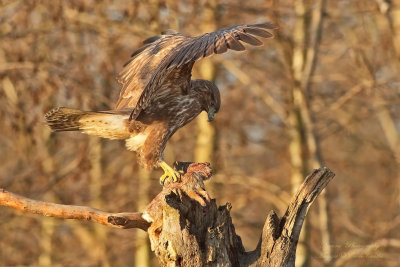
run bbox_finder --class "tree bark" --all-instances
[195,2,218,165]
[0,162,334,266]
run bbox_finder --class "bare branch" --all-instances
[0,188,150,231]
[251,167,335,267]
[218,59,287,122]
[334,238,400,267]
[0,62,35,72]
[281,167,334,239]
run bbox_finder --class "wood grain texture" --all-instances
[0,188,150,230]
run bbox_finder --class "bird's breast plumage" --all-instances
[126,93,203,169]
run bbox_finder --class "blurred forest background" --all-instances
[1,0,400,266]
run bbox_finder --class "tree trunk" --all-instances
[88,137,110,267]
[135,168,152,267]
[195,1,218,165]
[284,0,330,264]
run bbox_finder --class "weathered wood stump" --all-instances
[141,162,335,266]
[0,162,335,266]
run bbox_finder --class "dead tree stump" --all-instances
[141,162,335,266]
[0,162,335,266]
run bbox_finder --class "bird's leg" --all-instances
[159,161,182,185]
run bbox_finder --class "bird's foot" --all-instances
[159,161,183,185]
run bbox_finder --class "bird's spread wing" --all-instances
[115,32,188,109]
[165,22,277,69]
[117,23,277,119]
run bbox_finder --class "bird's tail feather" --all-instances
[45,107,131,139]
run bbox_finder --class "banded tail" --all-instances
[45,107,131,139]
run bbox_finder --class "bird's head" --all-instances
[191,79,221,122]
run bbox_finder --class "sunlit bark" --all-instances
[135,168,152,267]
[286,0,330,265]
[88,137,110,267]
[194,1,218,165]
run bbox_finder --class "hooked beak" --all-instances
[207,107,216,122]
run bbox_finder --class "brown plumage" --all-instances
[45,23,277,183]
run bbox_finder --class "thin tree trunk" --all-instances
[38,112,58,267]
[88,137,110,267]
[135,168,151,267]
[288,1,330,265]
[132,3,160,264]
[38,216,55,267]
[195,1,217,164]
[381,0,400,206]
[301,0,332,264]
[289,1,310,265]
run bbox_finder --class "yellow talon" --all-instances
[159,161,181,185]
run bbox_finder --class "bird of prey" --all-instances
[45,22,277,184]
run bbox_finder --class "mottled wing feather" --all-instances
[115,33,188,110]
[224,31,246,51]
[128,22,277,120]
[170,22,277,68]
[214,33,228,54]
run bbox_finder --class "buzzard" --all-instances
[45,23,277,184]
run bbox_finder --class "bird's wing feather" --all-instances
[120,23,277,120]
[167,22,277,69]
[115,32,188,109]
